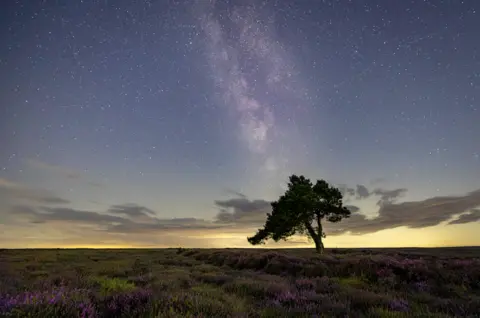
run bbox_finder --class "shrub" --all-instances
[89,277,136,296]
[0,287,95,317]
[197,273,233,286]
[176,247,187,254]
[294,278,317,290]
[95,289,153,317]
[303,263,329,277]
[389,299,409,312]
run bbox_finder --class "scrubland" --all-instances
[0,247,479,317]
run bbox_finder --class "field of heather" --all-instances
[0,247,479,317]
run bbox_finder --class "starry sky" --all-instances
[1,0,479,249]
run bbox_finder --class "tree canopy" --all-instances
[247,174,352,253]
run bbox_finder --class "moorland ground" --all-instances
[1,247,479,317]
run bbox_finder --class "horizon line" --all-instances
[2,245,479,250]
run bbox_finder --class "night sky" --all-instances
[1,0,479,248]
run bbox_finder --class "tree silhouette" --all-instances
[247,174,352,254]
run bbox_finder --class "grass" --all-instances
[336,276,366,288]
[0,247,479,317]
[89,276,136,295]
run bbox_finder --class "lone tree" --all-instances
[247,174,352,254]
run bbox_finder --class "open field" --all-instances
[1,247,479,317]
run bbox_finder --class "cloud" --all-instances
[7,186,480,240]
[448,209,480,225]
[370,177,387,185]
[8,203,221,234]
[373,188,408,205]
[337,183,405,203]
[339,183,406,204]
[24,159,105,188]
[25,159,81,179]
[87,181,105,188]
[0,178,70,205]
[108,203,156,218]
[36,197,70,204]
[106,203,159,224]
[221,188,247,199]
[337,184,356,197]
[327,189,480,235]
[11,206,127,225]
[344,205,360,213]
[10,205,38,217]
[105,218,222,234]
[214,197,271,225]
[89,200,104,205]
[356,184,370,199]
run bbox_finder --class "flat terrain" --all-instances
[1,247,479,317]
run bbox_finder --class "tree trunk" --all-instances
[304,222,324,254]
[313,235,324,254]
[316,214,324,254]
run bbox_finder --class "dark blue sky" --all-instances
[1,0,479,248]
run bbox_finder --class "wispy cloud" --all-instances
[5,182,480,243]
[87,181,105,188]
[105,218,222,234]
[373,188,408,206]
[24,158,106,188]
[25,158,81,179]
[210,186,480,235]
[108,203,157,218]
[12,205,125,225]
[214,197,271,225]
[328,188,480,235]
[370,177,387,185]
[221,188,248,199]
[344,205,360,213]
[8,203,222,235]
[356,184,370,199]
[0,178,70,205]
[448,209,480,225]
[107,203,158,224]
[337,184,356,197]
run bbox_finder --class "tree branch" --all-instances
[304,221,317,240]
[316,213,323,237]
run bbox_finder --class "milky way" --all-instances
[196,1,309,176]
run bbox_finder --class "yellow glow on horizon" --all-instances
[18,243,141,249]
[1,222,479,249]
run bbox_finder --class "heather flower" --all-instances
[389,299,409,312]
[97,288,153,316]
[265,282,292,297]
[412,281,430,292]
[315,276,331,285]
[0,295,16,312]
[295,278,316,290]
[269,289,317,309]
[275,290,298,303]
[78,302,97,318]
[451,259,475,267]
[376,268,393,278]
[399,258,427,269]
[0,287,92,316]
[313,276,339,294]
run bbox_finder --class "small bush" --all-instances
[90,276,136,295]
[176,247,187,254]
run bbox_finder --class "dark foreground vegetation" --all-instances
[1,247,479,317]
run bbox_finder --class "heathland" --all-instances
[1,247,479,317]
